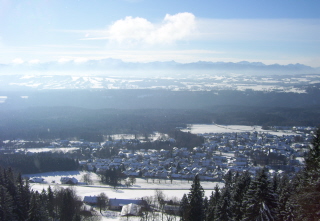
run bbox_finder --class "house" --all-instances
[83,196,98,205]
[120,203,142,216]
[60,177,78,185]
[109,198,147,211]
[29,177,44,183]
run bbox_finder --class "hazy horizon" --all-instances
[1,0,320,71]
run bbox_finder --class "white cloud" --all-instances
[106,12,196,45]
[108,16,154,44]
[12,58,24,64]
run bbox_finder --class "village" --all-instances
[12,125,314,184]
[79,126,312,182]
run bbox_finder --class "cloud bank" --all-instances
[91,12,196,45]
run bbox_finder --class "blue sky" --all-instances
[1,0,320,67]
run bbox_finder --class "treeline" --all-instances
[180,127,320,221]
[212,105,320,127]
[0,167,97,220]
[0,152,79,174]
[0,107,210,141]
[2,87,320,110]
[0,105,320,141]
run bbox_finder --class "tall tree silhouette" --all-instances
[188,175,204,221]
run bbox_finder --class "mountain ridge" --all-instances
[0,59,318,75]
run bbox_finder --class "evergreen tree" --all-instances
[277,176,294,221]
[206,184,220,221]
[287,127,320,220]
[3,167,21,220]
[231,171,251,221]
[0,185,15,221]
[179,194,190,221]
[59,188,81,221]
[16,174,31,220]
[216,185,232,221]
[242,168,277,221]
[27,192,48,221]
[223,170,233,188]
[203,196,208,221]
[47,186,55,219]
[0,166,93,221]
[188,175,204,221]
[274,173,281,191]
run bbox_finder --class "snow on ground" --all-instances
[18,147,80,153]
[26,171,223,201]
[182,124,297,136]
[111,132,165,141]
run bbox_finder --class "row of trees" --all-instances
[180,127,320,220]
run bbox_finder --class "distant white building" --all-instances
[121,203,141,216]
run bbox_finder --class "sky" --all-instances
[1,0,320,67]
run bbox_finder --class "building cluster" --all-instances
[3,126,315,181]
[81,126,314,181]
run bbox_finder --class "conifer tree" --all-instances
[179,193,190,221]
[47,186,55,219]
[0,185,15,221]
[242,168,277,221]
[203,196,208,221]
[289,127,320,220]
[188,175,204,221]
[272,173,280,194]
[223,170,233,188]
[277,176,294,221]
[206,185,220,221]
[231,171,251,221]
[16,174,31,220]
[27,192,47,221]
[59,188,80,221]
[216,185,232,221]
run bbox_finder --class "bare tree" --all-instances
[97,192,109,213]
[125,178,131,188]
[140,196,155,221]
[129,176,136,186]
[82,173,93,185]
[155,189,165,208]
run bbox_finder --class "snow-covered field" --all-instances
[182,124,297,136]
[111,132,166,141]
[26,171,223,200]
[18,147,80,153]
[26,171,223,220]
